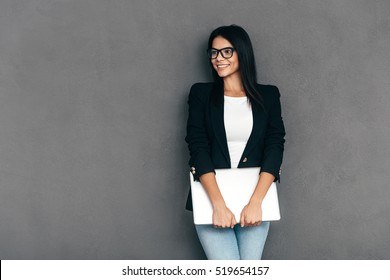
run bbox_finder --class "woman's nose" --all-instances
[216,52,225,61]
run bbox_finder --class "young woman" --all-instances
[185,25,286,259]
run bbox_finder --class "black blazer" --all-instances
[185,82,285,210]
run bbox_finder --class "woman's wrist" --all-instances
[212,200,227,210]
[249,195,264,205]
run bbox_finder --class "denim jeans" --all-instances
[195,222,270,260]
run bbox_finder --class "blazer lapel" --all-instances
[239,106,267,161]
[210,98,231,166]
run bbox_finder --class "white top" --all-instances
[223,96,253,168]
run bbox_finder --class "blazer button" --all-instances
[279,169,282,175]
[242,157,248,163]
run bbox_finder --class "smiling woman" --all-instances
[185,25,286,260]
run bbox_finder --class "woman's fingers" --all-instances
[230,214,237,228]
[240,205,262,227]
[213,207,237,228]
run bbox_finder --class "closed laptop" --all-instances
[190,167,281,225]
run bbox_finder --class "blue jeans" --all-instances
[195,222,270,260]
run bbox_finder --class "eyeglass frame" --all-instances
[206,47,235,59]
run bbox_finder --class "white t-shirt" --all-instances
[223,96,253,168]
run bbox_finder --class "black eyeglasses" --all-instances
[207,47,235,59]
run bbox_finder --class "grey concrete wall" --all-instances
[0,0,389,259]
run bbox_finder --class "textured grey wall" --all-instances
[0,0,389,259]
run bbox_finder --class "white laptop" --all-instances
[190,167,280,225]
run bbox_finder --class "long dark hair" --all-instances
[208,25,264,110]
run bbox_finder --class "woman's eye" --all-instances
[222,49,232,56]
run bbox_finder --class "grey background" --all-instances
[0,0,389,259]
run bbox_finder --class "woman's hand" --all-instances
[212,204,237,228]
[240,200,262,227]
[198,172,237,228]
[240,171,274,227]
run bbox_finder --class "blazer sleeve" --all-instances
[260,86,286,182]
[185,83,215,181]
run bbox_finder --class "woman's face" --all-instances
[211,36,240,79]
